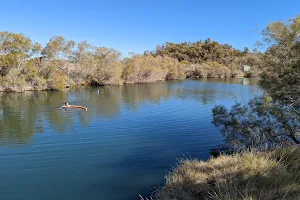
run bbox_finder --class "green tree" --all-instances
[150,38,263,77]
[0,31,41,74]
[212,15,300,150]
[260,15,300,107]
[41,36,75,60]
[243,47,250,54]
[39,36,76,86]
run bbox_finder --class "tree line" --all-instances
[146,38,263,74]
[0,31,264,91]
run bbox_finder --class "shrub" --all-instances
[2,68,26,86]
[231,70,244,78]
[194,62,231,78]
[212,95,300,150]
[194,63,209,78]
[147,147,300,200]
[180,60,192,65]
[244,70,253,78]
[31,76,47,88]
[24,59,39,82]
[122,55,184,83]
[93,61,124,85]
[49,71,67,90]
[206,62,231,78]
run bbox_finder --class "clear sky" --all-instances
[1,0,299,56]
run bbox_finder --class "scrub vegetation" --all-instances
[0,31,262,92]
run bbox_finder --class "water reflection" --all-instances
[0,93,44,146]
[198,77,260,85]
[0,79,260,146]
[174,89,217,104]
[122,83,173,109]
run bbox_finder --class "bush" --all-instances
[207,62,231,78]
[212,95,300,150]
[147,147,300,200]
[122,55,185,83]
[49,71,68,90]
[2,68,26,86]
[244,70,253,78]
[194,62,231,78]
[180,60,192,65]
[31,76,47,88]
[24,59,39,82]
[92,61,124,85]
[231,70,244,78]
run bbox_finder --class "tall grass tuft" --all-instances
[145,147,300,200]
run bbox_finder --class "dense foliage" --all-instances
[0,33,190,90]
[146,38,263,76]
[0,31,263,91]
[212,15,300,149]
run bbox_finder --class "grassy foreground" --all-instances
[145,147,300,200]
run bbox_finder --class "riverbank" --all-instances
[0,74,256,93]
[0,86,50,93]
[146,147,300,200]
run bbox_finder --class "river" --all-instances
[0,78,261,200]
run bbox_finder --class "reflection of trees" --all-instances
[0,92,45,146]
[43,91,75,132]
[0,83,222,146]
[122,83,172,109]
[248,78,260,86]
[173,89,217,104]
[0,79,259,146]
[199,78,260,85]
[0,87,124,146]
[92,86,122,118]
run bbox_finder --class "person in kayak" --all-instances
[60,101,87,111]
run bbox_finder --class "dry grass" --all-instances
[145,147,300,200]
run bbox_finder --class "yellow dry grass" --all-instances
[146,147,300,200]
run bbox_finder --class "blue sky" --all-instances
[1,0,299,56]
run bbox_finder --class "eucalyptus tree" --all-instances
[40,36,75,81]
[212,15,300,150]
[0,31,41,74]
[260,15,300,107]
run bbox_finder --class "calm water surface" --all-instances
[0,78,261,200]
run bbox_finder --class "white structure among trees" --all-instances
[242,65,251,72]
